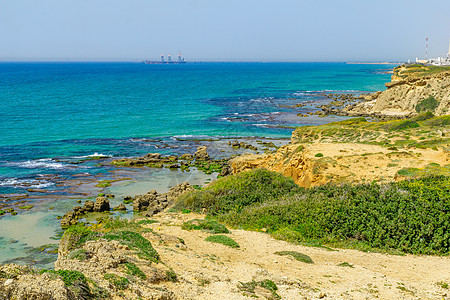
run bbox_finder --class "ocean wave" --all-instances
[8,158,66,170]
[73,153,112,159]
[0,178,54,189]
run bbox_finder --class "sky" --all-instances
[1,0,449,62]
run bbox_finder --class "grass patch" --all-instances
[238,279,280,299]
[337,262,354,268]
[436,281,449,289]
[103,273,129,290]
[416,96,439,113]
[103,230,159,262]
[274,251,313,264]
[166,270,177,282]
[182,219,229,234]
[123,261,146,280]
[205,235,240,248]
[68,249,88,261]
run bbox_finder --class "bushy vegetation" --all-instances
[61,217,160,262]
[182,219,229,234]
[204,235,240,248]
[274,251,313,264]
[103,273,129,290]
[123,261,146,280]
[104,231,160,262]
[177,170,450,255]
[175,169,299,215]
[238,279,280,299]
[416,96,439,113]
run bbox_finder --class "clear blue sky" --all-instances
[1,0,449,62]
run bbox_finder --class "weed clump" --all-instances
[103,231,160,262]
[205,235,240,248]
[123,262,146,280]
[103,273,129,290]
[238,279,280,299]
[182,219,229,234]
[416,96,439,113]
[274,251,313,264]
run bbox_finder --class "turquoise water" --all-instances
[0,62,394,266]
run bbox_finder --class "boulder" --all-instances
[194,146,210,161]
[113,203,126,211]
[83,200,94,212]
[181,153,194,160]
[133,190,157,211]
[60,211,78,228]
[93,196,110,212]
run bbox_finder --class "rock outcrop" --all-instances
[345,66,450,117]
[132,182,194,216]
[194,146,210,161]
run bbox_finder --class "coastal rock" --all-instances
[194,146,210,161]
[113,203,126,211]
[133,190,157,211]
[0,265,76,300]
[347,67,450,117]
[60,211,78,228]
[167,182,194,203]
[83,200,94,212]
[219,163,233,177]
[181,153,194,160]
[93,196,110,212]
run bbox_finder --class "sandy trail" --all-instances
[144,213,450,300]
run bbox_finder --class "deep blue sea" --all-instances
[0,62,395,266]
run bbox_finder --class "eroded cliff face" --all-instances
[346,67,450,117]
[230,145,322,187]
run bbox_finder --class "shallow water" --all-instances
[0,62,395,267]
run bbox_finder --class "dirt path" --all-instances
[144,213,450,299]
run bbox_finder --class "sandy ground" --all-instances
[141,212,450,300]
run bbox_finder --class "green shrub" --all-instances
[177,170,450,255]
[205,235,240,248]
[315,153,324,157]
[238,279,280,299]
[337,262,354,268]
[103,231,159,262]
[68,249,88,261]
[123,262,146,280]
[175,169,299,215]
[416,96,439,113]
[103,273,129,290]
[274,251,313,264]
[182,219,229,234]
[166,270,177,282]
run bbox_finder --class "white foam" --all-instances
[12,158,65,170]
[0,178,54,189]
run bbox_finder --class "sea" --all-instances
[0,62,395,267]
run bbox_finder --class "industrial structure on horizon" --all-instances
[143,52,186,64]
[414,36,450,66]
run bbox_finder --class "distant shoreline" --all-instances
[346,62,400,65]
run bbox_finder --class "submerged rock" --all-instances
[93,196,110,212]
[194,146,210,161]
[113,203,126,211]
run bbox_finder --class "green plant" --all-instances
[103,273,129,290]
[123,262,146,280]
[205,235,240,248]
[182,219,229,234]
[337,262,354,268]
[68,249,88,261]
[274,251,313,264]
[104,230,159,262]
[176,169,450,255]
[166,270,177,282]
[416,96,439,113]
[238,279,280,299]
[315,153,324,157]
[436,281,449,289]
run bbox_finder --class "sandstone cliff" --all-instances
[345,65,450,117]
